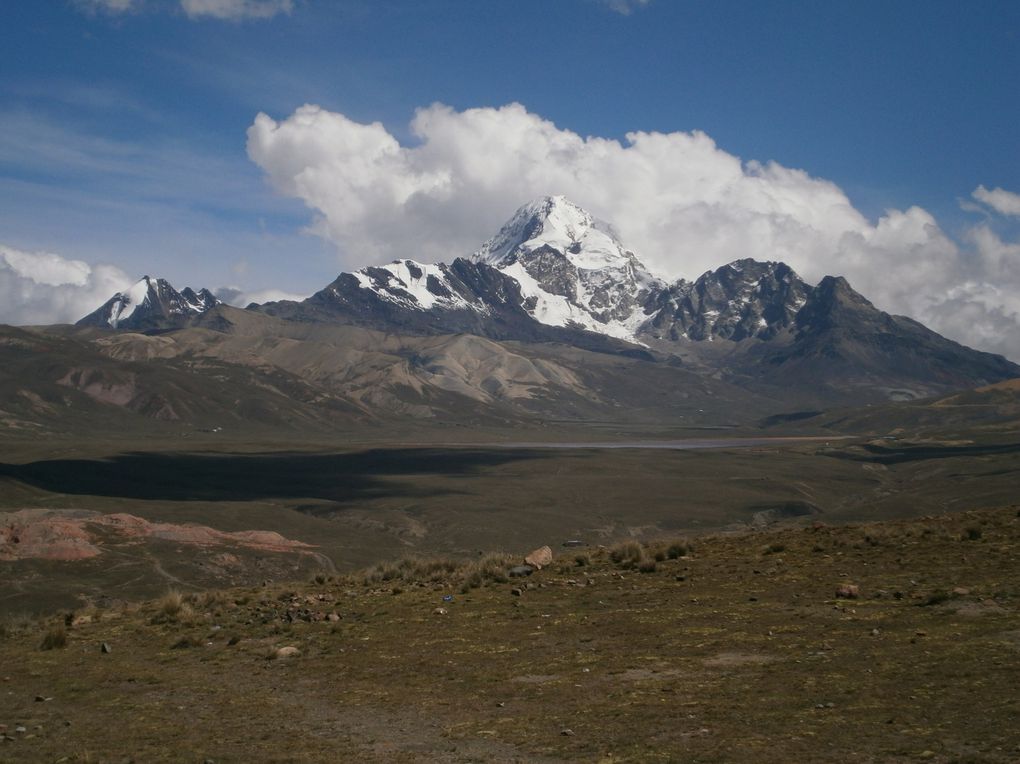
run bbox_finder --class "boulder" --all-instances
[274,646,300,659]
[525,546,553,570]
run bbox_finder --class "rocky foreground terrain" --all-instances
[1,505,1018,762]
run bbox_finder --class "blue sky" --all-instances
[2,0,1020,356]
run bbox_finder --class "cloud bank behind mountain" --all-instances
[247,102,1020,360]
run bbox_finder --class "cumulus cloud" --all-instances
[0,245,131,326]
[972,185,1020,217]
[247,102,1020,361]
[179,0,292,20]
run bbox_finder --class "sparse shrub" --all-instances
[610,540,645,567]
[574,553,590,567]
[666,542,689,560]
[764,543,786,555]
[314,574,327,585]
[159,590,185,617]
[653,550,666,562]
[40,623,67,651]
[363,556,462,587]
[151,590,194,624]
[458,552,516,591]
[964,526,983,541]
[637,559,658,574]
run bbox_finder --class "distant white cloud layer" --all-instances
[74,0,292,20]
[74,0,136,14]
[248,102,1020,360]
[600,0,652,15]
[0,245,131,326]
[214,285,308,306]
[180,0,293,20]
[972,185,1020,217]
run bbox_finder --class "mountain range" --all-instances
[3,195,1013,436]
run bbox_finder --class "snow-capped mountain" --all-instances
[78,197,1019,402]
[278,196,818,347]
[286,196,663,343]
[77,276,219,330]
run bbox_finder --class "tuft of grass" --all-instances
[609,540,645,567]
[665,541,690,560]
[362,556,462,587]
[39,623,67,651]
[459,552,517,591]
[159,590,185,617]
[150,590,195,624]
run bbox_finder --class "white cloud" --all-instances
[215,285,307,306]
[600,0,652,14]
[73,0,136,14]
[0,245,131,326]
[73,0,293,20]
[179,0,293,20]
[972,185,1020,217]
[247,102,1020,361]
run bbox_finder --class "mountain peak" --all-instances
[473,196,633,271]
[77,275,219,330]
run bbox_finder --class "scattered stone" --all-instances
[227,636,241,646]
[675,575,686,582]
[511,588,523,597]
[835,584,860,599]
[327,613,341,622]
[560,728,575,736]
[508,565,534,578]
[34,695,52,702]
[525,546,554,570]
[14,726,26,734]
[870,628,880,636]
[100,642,111,654]
[433,607,448,616]
[274,646,300,659]
[562,540,585,547]
[952,587,971,596]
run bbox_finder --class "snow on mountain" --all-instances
[346,260,487,313]
[471,196,662,340]
[646,260,810,343]
[77,276,219,330]
[474,195,633,271]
